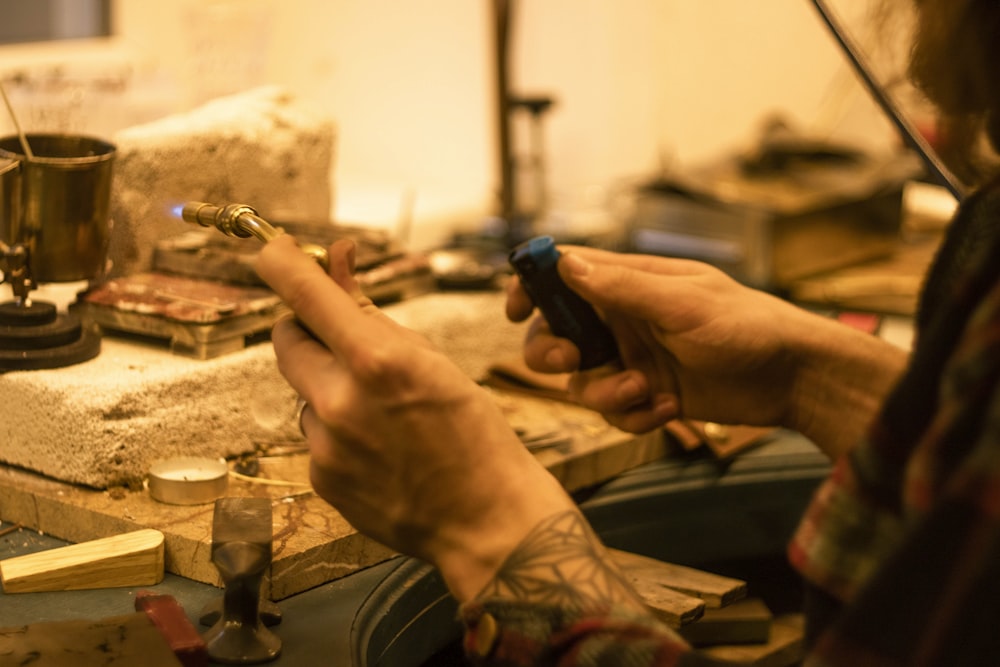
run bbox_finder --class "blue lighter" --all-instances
[508,236,619,370]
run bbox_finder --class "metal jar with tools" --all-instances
[0,133,116,284]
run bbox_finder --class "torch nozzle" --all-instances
[181,202,277,242]
[180,201,329,270]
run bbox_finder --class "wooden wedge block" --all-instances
[609,548,747,608]
[679,597,773,646]
[0,528,164,593]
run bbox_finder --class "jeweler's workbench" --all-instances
[0,395,666,598]
[1,435,826,667]
[0,291,668,599]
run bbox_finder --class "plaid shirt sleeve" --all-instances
[789,187,1000,664]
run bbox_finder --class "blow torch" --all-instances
[180,201,330,271]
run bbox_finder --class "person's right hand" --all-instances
[507,247,907,456]
[256,236,579,602]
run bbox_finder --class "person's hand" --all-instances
[255,235,577,601]
[507,247,907,456]
[507,247,800,430]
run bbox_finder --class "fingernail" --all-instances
[544,347,567,369]
[652,394,679,420]
[345,241,357,272]
[616,377,644,403]
[561,253,592,277]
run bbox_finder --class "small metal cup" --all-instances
[0,133,116,283]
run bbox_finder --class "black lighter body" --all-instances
[509,236,619,370]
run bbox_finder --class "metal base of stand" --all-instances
[0,301,101,371]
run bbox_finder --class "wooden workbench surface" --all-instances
[0,389,666,599]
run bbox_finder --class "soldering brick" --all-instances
[0,337,300,489]
[107,85,336,278]
[0,86,331,490]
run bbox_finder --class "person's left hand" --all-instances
[255,235,577,601]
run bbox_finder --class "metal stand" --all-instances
[202,497,282,664]
[0,300,100,371]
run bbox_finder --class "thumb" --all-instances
[326,239,367,301]
[558,251,668,324]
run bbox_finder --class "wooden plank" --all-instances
[0,528,164,593]
[787,234,940,316]
[679,598,773,646]
[609,548,747,608]
[0,391,666,600]
[0,612,183,667]
[627,575,705,628]
[700,614,805,667]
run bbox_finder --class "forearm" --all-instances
[785,310,909,459]
[459,509,692,665]
[472,510,649,613]
[421,446,594,603]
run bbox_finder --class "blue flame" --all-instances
[170,204,184,219]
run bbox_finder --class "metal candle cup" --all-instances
[148,457,229,505]
[0,133,116,283]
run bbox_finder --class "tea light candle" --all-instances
[148,457,229,505]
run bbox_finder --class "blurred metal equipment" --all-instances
[628,124,922,290]
[493,0,517,234]
[509,95,556,220]
[485,0,555,243]
[0,133,116,370]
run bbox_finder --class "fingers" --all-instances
[505,274,536,323]
[598,393,680,434]
[507,274,576,372]
[507,245,717,369]
[566,366,648,411]
[558,245,710,277]
[556,251,690,328]
[521,315,581,372]
[504,247,703,321]
[256,235,390,359]
[326,238,362,297]
[270,316,338,401]
[565,366,679,433]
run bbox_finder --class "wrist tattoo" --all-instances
[475,510,646,613]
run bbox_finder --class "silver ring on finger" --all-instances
[294,397,309,437]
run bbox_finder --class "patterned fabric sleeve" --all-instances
[790,180,1000,664]
[460,600,694,666]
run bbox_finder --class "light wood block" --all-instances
[610,548,747,608]
[0,528,164,593]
